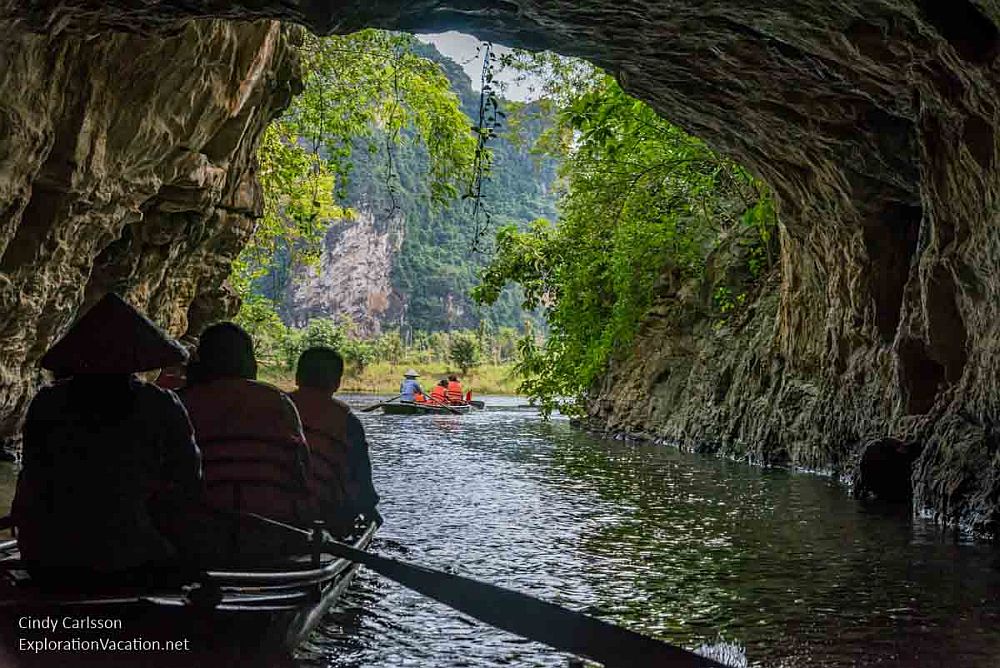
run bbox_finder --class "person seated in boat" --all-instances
[289,347,381,533]
[430,379,448,404]
[446,374,464,404]
[12,293,203,583]
[399,369,424,403]
[179,322,311,526]
[154,363,187,391]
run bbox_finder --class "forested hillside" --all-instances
[267,42,557,336]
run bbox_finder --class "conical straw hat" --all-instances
[40,293,188,374]
[403,368,420,377]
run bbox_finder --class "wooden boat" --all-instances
[380,401,479,415]
[0,519,378,655]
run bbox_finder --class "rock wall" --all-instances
[0,19,300,434]
[286,197,403,336]
[1,1,999,530]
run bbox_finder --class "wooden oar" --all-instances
[248,514,725,667]
[361,394,402,412]
[0,512,724,665]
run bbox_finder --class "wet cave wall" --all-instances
[0,19,302,436]
[1,1,999,531]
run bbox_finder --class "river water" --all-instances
[295,395,1000,668]
[0,396,997,667]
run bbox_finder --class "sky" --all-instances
[417,31,539,102]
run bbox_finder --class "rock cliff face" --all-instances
[278,43,557,336]
[286,198,403,336]
[2,1,999,531]
[0,19,300,435]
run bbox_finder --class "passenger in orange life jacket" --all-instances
[289,347,381,533]
[430,379,448,403]
[446,374,464,404]
[180,323,310,525]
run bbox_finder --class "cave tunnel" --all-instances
[1,1,999,530]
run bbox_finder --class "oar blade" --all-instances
[328,541,724,668]
[361,394,402,412]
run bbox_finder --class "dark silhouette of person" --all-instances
[179,322,310,525]
[12,293,202,583]
[289,347,380,534]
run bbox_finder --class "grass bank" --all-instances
[259,361,522,395]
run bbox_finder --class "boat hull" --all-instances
[0,521,378,661]
[381,402,476,415]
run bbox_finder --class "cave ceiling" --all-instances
[3,0,988,209]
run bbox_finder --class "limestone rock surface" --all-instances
[286,197,403,336]
[0,19,300,434]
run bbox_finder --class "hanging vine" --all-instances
[465,42,505,252]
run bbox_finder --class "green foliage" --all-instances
[711,287,751,331]
[742,197,776,278]
[368,46,557,333]
[303,318,346,349]
[341,339,376,373]
[475,60,777,414]
[238,37,556,337]
[449,332,483,374]
[233,30,477,303]
[237,293,512,382]
[235,302,349,371]
[234,294,290,366]
[373,330,404,365]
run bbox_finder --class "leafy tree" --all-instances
[374,330,404,365]
[234,293,290,366]
[475,60,776,415]
[236,38,557,337]
[233,30,477,306]
[304,317,346,350]
[449,332,483,374]
[342,339,376,373]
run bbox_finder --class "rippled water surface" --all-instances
[293,396,1000,667]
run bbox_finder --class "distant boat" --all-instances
[381,401,482,415]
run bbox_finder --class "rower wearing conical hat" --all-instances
[12,293,203,581]
[399,368,424,402]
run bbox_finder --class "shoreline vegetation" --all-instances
[236,308,529,397]
[259,361,521,396]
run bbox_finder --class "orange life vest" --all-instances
[181,377,310,524]
[430,385,447,402]
[447,380,464,403]
[288,388,352,521]
[414,392,426,403]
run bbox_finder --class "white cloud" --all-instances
[417,31,540,102]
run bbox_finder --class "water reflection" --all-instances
[302,396,1000,667]
[0,395,995,667]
